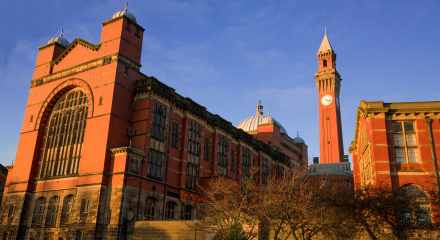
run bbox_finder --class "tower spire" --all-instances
[318,31,333,52]
[60,29,63,37]
[125,2,128,11]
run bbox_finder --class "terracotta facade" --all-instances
[0,9,306,240]
[349,100,440,222]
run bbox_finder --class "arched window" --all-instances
[40,88,88,178]
[323,60,328,67]
[33,197,46,226]
[359,125,373,186]
[165,202,176,220]
[61,195,74,224]
[184,205,193,220]
[46,196,60,227]
[399,185,431,224]
[144,197,156,221]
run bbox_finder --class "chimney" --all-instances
[313,157,319,165]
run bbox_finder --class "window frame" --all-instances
[184,205,193,220]
[151,103,167,141]
[217,135,229,167]
[80,199,90,214]
[8,205,15,217]
[129,158,140,174]
[144,197,156,221]
[147,149,164,181]
[392,121,419,163]
[230,149,237,172]
[204,137,211,161]
[262,158,269,184]
[171,122,180,149]
[61,195,74,225]
[46,196,60,227]
[165,202,176,220]
[34,197,46,226]
[40,88,88,178]
[242,148,251,178]
[188,121,201,155]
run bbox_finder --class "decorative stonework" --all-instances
[34,78,94,131]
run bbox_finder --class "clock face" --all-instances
[321,94,333,106]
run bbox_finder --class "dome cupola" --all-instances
[47,29,70,48]
[293,132,305,144]
[112,3,137,23]
[237,101,288,135]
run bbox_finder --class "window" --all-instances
[33,197,46,226]
[393,122,419,163]
[262,158,269,184]
[400,185,431,224]
[40,88,88,178]
[129,158,140,173]
[80,199,90,214]
[171,122,179,148]
[278,166,285,178]
[230,149,236,172]
[204,138,211,161]
[76,231,86,240]
[144,197,156,221]
[46,196,60,227]
[252,158,259,180]
[242,148,251,178]
[218,136,228,167]
[125,22,131,30]
[359,125,373,186]
[165,202,176,220]
[151,103,166,141]
[323,60,327,67]
[147,150,164,180]
[8,205,15,217]
[184,205,193,220]
[186,160,199,191]
[135,28,140,37]
[61,195,74,224]
[188,121,201,155]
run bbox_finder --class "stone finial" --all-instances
[125,2,128,11]
[256,100,263,116]
[60,29,63,37]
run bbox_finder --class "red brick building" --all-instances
[349,100,440,223]
[0,6,306,240]
[0,164,8,206]
[237,101,308,166]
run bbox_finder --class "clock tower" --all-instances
[315,32,344,163]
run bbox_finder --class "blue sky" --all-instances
[0,1,439,167]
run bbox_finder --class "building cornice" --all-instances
[134,76,290,165]
[31,52,140,88]
[349,100,440,154]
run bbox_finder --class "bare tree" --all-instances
[197,168,261,240]
[319,182,440,240]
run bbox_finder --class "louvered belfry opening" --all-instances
[40,88,88,178]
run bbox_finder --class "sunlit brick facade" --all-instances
[0,7,306,240]
[349,100,440,223]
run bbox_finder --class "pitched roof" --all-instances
[318,34,333,52]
